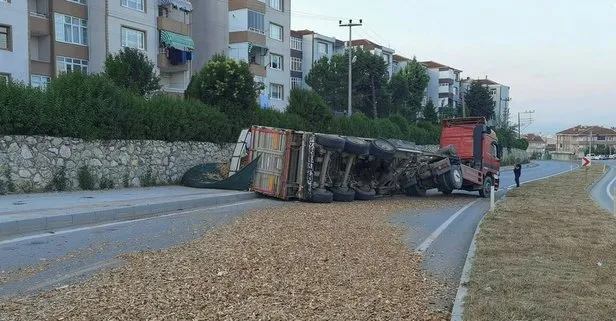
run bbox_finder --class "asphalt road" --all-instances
[590,160,616,212]
[0,161,575,309]
[391,160,577,310]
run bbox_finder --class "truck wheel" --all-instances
[316,134,345,151]
[479,176,493,198]
[370,139,396,159]
[447,165,464,189]
[311,189,334,203]
[354,187,376,200]
[407,185,427,197]
[331,187,356,202]
[344,137,370,155]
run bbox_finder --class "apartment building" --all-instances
[343,39,395,79]
[228,0,291,111]
[0,0,29,84]
[392,54,410,74]
[461,77,510,124]
[556,125,616,154]
[421,61,462,112]
[1,0,194,94]
[291,29,337,88]
[289,30,303,90]
[192,0,228,71]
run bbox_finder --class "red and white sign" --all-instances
[582,156,591,167]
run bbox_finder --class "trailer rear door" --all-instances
[249,127,293,199]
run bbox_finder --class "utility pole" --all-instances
[517,110,535,138]
[339,19,362,117]
[589,130,593,155]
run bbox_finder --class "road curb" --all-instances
[450,166,578,321]
[0,192,257,239]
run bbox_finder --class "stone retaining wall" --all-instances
[0,135,233,193]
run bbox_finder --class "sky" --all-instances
[290,0,616,135]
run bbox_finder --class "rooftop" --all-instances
[524,134,546,143]
[420,61,462,72]
[462,77,506,86]
[347,39,394,52]
[557,125,616,136]
[393,54,411,62]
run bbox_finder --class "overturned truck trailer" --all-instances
[242,117,502,203]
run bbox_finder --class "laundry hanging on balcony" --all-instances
[167,47,192,65]
[158,0,193,12]
[160,30,194,51]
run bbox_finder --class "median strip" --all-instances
[463,166,616,320]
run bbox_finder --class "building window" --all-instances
[56,56,88,75]
[67,0,87,4]
[0,0,11,3]
[291,77,302,89]
[121,27,145,50]
[31,75,51,89]
[54,13,88,45]
[270,54,282,70]
[158,6,169,17]
[269,0,282,11]
[269,23,282,41]
[290,57,301,72]
[0,73,9,84]
[317,42,328,54]
[490,89,496,95]
[270,83,283,100]
[248,10,265,34]
[121,0,144,11]
[0,25,11,51]
[291,36,302,51]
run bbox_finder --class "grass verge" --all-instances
[464,166,616,320]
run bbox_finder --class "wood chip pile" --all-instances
[0,196,469,320]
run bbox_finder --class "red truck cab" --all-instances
[440,117,502,197]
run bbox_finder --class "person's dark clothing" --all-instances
[513,165,522,187]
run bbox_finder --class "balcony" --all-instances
[439,69,455,80]
[229,0,266,12]
[438,85,452,94]
[249,63,266,77]
[29,12,50,36]
[30,60,52,76]
[158,53,189,73]
[157,16,189,36]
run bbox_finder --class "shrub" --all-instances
[48,166,69,192]
[99,177,115,189]
[78,166,95,190]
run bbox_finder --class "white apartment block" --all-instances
[392,54,410,74]
[1,0,195,95]
[461,77,510,125]
[421,61,462,113]
[0,0,29,84]
[343,39,395,79]
[228,0,291,111]
[290,29,337,88]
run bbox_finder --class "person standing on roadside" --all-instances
[514,164,522,187]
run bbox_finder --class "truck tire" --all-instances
[331,187,356,202]
[479,176,493,198]
[344,137,370,155]
[354,187,376,200]
[311,189,334,203]
[316,134,345,151]
[370,139,396,159]
[446,165,464,190]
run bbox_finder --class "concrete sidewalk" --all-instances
[0,186,256,238]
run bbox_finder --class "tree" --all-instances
[422,100,438,124]
[464,82,494,120]
[286,88,332,132]
[185,54,262,127]
[305,48,390,118]
[389,58,429,122]
[104,47,160,96]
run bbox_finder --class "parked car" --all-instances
[610,154,616,159]
[586,154,597,160]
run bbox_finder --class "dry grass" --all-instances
[0,196,470,321]
[464,166,616,321]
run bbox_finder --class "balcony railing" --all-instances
[29,11,49,19]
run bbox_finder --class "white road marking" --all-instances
[0,199,263,246]
[415,200,480,252]
[606,170,616,201]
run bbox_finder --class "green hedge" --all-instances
[0,73,232,142]
[0,74,441,145]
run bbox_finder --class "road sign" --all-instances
[582,156,591,167]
